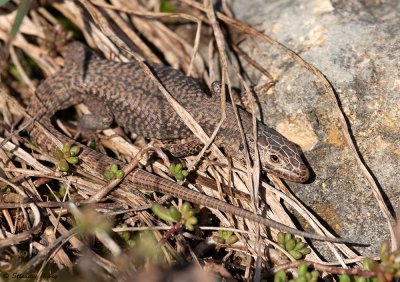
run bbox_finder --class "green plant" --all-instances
[274,263,320,282]
[214,230,239,245]
[54,143,81,172]
[277,232,311,260]
[103,163,125,180]
[151,202,198,231]
[339,241,399,282]
[160,0,177,13]
[169,163,189,181]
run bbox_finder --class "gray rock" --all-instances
[230,0,400,257]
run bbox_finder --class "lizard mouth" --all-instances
[294,165,310,182]
[264,164,310,183]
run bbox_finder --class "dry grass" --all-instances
[0,0,390,281]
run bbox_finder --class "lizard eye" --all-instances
[270,154,280,163]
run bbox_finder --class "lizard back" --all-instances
[39,42,225,140]
[33,42,309,182]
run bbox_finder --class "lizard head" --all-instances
[254,128,310,182]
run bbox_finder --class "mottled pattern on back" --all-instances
[33,42,309,182]
[36,42,251,143]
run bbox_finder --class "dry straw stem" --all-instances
[203,1,263,277]
[203,6,262,255]
[18,228,77,274]
[91,0,203,74]
[265,178,358,265]
[274,259,384,278]
[181,0,395,248]
[86,144,157,203]
[0,177,42,248]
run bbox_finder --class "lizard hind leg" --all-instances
[164,137,204,158]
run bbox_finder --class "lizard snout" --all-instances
[297,164,310,182]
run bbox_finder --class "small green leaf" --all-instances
[294,241,305,250]
[104,170,115,180]
[213,236,226,244]
[59,186,66,197]
[296,276,307,282]
[363,258,378,271]
[384,265,394,273]
[62,142,72,153]
[297,263,308,277]
[289,250,302,260]
[380,241,390,262]
[151,203,180,223]
[66,156,79,165]
[339,274,351,282]
[54,150,64,159]
[181,202,195,218]
[310,270,320,279]
[9,66,21,80]
[110,164,119,172]
[184,216,198,231]
[285,238,296,251]
[186,216,198,226]
[168,206,181,221]
[175,163,182,172]
[181,202,191,213]
[277,232,286,245]
[218,230,232,238]
[274,269,287,282]
[160,0,177,13]
[169,164,176,173]
[70,146,81,156]
[298,248,311,256]
[115,170,125,179]
[116,224,131,242]
[284,233,292,242]
[225,234,238,245]
[58,159,69,172]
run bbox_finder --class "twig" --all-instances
[86,144,156,203]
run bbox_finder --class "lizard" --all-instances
[26,41,347,243]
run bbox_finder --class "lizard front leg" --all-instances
[77,97,114,131]
[163,137,204,158]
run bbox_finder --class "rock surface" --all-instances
[230,0,400,256]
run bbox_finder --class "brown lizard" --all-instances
[26,42,348,243]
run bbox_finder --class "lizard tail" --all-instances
[27,113,356,244]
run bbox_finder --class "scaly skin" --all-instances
[33,42,309,182]
[26,42,348,242]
